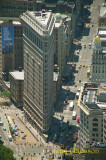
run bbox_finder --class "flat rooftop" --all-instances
[82,83,106,110]
[26,11,52,30]
[10,71,24,80]
[99,3,106,18]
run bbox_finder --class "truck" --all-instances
[72,111,77,120]
[76,92,80,99]
[69,102,74,111]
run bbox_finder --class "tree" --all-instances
[0,144,16,160]
[0,91,11,99]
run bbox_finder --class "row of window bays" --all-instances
[92,53,106,60]
[24,95,53,127]
[92,64,106,73]
[80,109,103,129]
[23,23,54,52]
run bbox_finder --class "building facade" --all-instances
[98,3,106,47]
[98,3,106,28]
[91,35,106,83]
[79,83,106,149]
[0,0,36,17]
[10,70,24,107]
[54,13,67,73]
[21,10,55,134]
[103,111,106,142]
[0,20,23,83]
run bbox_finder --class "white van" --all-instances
[76,92,80,99]
[72,111,77,120]
[77,88,81,92]
[69,102,74,111]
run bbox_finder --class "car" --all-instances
[60,133,63,137]
[66,134,69,138]
[76,101,78,104]
[77,50,80,54]
[83,65,85,67]
[58,155,61,159]
[61,116,64,121]
[79,80,81,83]
[0,135,2,138]
[80,64,82,66]
[84,44,86,48]
[74,84,77,87]
[69,131,72,135]
[68,138,71,141]
[3,127,6,131]
[85,65,88,68]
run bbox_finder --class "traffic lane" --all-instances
[0,126,9,145]
[75,67,88,83]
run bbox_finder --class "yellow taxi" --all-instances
[76,101,78,104]
[83,65,85,67]
[74,84,77,87]
[85,65,88,68]
[84,44,86,48]
[80,64,82,67]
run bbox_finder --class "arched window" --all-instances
[93,118,98,122]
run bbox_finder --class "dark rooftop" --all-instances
[87,103,100,109]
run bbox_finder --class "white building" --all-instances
[91,35,106,83]
[79,83,106,149]
[21,10,55,134]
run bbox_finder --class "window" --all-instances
[93,118,98,122]
[96,134,98,137]
[92,138,95,141]
[93,128,98,132]
[93,123,98,127]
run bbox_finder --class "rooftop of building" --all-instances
[99,3,106,18]
[98,83,106,95]
[21,10,55,35]
[81,83,106,111]
[10,71,24,80]
[99,30,106,36]
[0,20,21,26]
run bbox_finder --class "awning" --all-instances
[22,135,26,137]
[15,132,18,134]
[22,133,26,134]
[14,124,17,126]
[14,128,17,130]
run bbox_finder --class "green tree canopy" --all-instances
[0,144,16,160]
[0,91,11,98]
